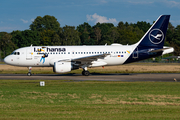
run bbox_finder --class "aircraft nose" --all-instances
[4,56,11,64]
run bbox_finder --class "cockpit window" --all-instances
[11,52,20,55]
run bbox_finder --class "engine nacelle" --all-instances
[53,61,79,73]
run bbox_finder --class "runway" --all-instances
[0,73,179,82]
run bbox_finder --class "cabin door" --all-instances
[133,47,138,58]
[26,48,32,60]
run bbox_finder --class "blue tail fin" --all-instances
[137,15,170,48]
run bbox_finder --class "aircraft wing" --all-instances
[72,53,109,64]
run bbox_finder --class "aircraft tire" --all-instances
[82,71,85,75]
[83,71,90,76]
[27,72,32,76]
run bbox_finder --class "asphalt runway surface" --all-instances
[0,73,180,82]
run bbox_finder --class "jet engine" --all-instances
[53,61,79,73]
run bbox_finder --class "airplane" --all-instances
[4,15,174,76]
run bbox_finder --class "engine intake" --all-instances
[53,61,79,73]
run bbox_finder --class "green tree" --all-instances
[103,27,119,44]
[94,27,101,44]
[93,23,114,44]
[117,21,125,30]
[11,30,40,48]
[61,25,80,45]
[0,32,16,59]
[30,15,60,32]
[133,21,151,33]
[165,22,175,46]
[171,25,180,55]
[77,22,94,45]
[40,30,56,46]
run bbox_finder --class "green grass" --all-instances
[0,80,180,119]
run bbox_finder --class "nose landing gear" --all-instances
[27,67,32,76]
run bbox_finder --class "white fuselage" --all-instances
[4,44,134,67]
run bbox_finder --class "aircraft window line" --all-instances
[11,52,20,55]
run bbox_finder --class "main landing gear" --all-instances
[82,66,90,76]
[27,67,32,76]
[82,70,90,76]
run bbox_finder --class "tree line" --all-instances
[0,15,180,59]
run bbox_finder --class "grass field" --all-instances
[0,63,180,74]
[0,80,180,119]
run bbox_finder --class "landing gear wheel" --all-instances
[82,71,85,75]
[27,67,32,76]
[27,72,32,76]
[82,71,90,76]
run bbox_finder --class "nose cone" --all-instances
[4,56,11,65]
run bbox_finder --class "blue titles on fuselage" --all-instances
[34,47,66,52]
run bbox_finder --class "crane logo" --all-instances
[149,29,164,44]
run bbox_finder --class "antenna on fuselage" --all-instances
[30,44,33,47]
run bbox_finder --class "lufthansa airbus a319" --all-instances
[4,15,174,76]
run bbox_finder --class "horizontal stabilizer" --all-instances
[149,47,174,55]
[149,48,169,53]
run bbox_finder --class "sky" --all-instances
[0,0,180,33]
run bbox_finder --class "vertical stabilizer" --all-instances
[137,15,170,48]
